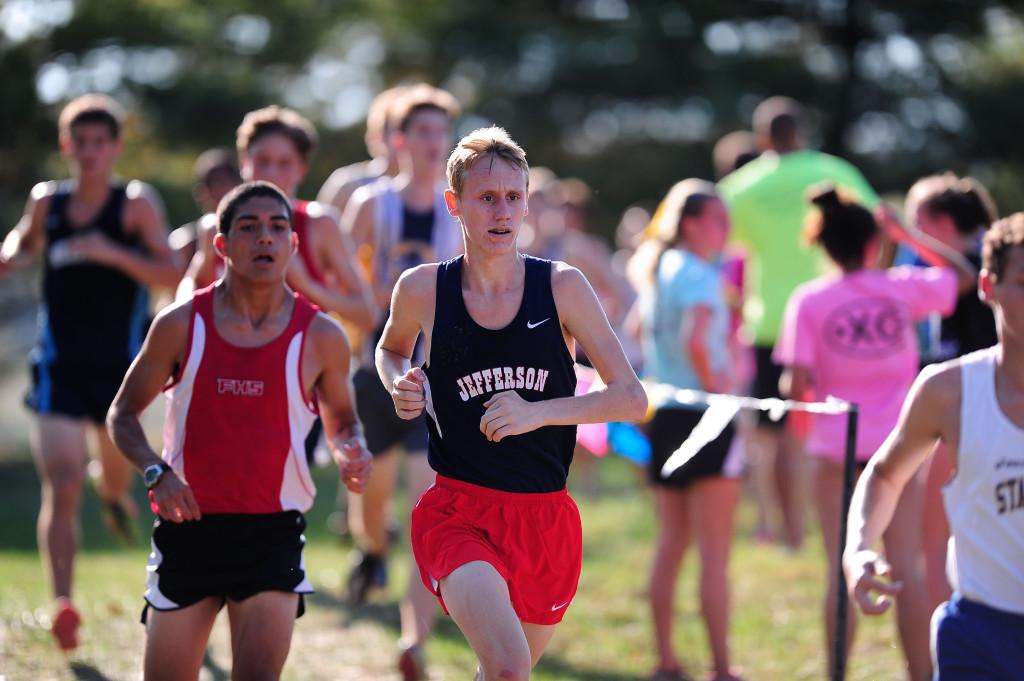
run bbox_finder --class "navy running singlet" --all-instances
[423,255,577,493]
[36,182,149,370]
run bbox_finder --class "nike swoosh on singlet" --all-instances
[527,318,551,329]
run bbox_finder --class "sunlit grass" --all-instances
[0,455,906,680]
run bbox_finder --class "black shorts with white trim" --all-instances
[140,510,312,623]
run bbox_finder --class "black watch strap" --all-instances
[144,462,172,489]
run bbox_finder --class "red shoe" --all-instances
[51,599,81,651]
[397,642,426,681]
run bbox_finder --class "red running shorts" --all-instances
[410,474,583,625]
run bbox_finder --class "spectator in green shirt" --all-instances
[717,96,879,550]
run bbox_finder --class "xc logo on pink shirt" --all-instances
[824,297,909,358]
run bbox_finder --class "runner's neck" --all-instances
[462,251,525,297]
[218,275,292,329]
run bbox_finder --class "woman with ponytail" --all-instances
[774,185,975,680]
[884,174,999,615]
[637,179,744,681]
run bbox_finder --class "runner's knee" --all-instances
[481,650,531,681]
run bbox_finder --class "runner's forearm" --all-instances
[376,346,413,390]
[845,461,903,556]
[108,246,180,288]
[106,406,164,474]
[298,279,378,331]
[537,379,647,427]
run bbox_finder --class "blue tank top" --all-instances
[423,255,577,493]
[36,182,149,371]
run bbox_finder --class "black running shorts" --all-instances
[141,511,312,623]
[353,366,428,457]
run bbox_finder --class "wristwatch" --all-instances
[143,462,172,489]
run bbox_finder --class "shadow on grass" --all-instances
[202,648,230,681]
[305,588,469,646]
[69,662,115,681]
[535,654,646,681]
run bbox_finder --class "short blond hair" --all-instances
[446,126,528,197]
[58,93,125,138]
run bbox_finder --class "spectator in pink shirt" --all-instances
[775,185,976,681]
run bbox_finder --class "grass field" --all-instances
[0,452,908,681]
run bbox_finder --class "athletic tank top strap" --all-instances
[944,346,1024,614]
[431,258,458,331]
[191,283,215,324]
[192,285,318,355]
[423,255,577,493]
[45,182,128,239]
[373,184,404,286]
[958,347,999,459]
[45,182,73,228]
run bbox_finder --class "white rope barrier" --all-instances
[640,379,859,681]
[645,382,855,417]
[639,381,855,478]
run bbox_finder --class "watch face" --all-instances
[144,465,164,488]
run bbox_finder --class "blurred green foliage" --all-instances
[3,0,1024,237]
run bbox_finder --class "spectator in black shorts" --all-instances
[637,179,745,681]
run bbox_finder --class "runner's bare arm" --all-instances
[480,263,647,442]
[843,363,958,615]
[342,191,395,308]
[0,182,52,276]
[779,365,813,401]
[290,208,377,330]
[686,305,728,393]
[308,314,372,493]
[176,218,218,301]
[316,166,363,214]
[376,265,437,420]
[106,303,201,522]
[341,187,376,254]
[875,204,978,294]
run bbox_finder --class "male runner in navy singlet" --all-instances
[377,127,647,680]
[0,93,179,650]
[107,181,372,681]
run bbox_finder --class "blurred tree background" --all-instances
[3,0,1024,239]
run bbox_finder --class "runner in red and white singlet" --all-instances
[162,283,319,515]
[108,181,372,681]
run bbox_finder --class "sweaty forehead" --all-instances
[407,107,452,130]
[235,195,290,217]
[463,157,527,191]
[248,133,302,158]
[70,122,115,139]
